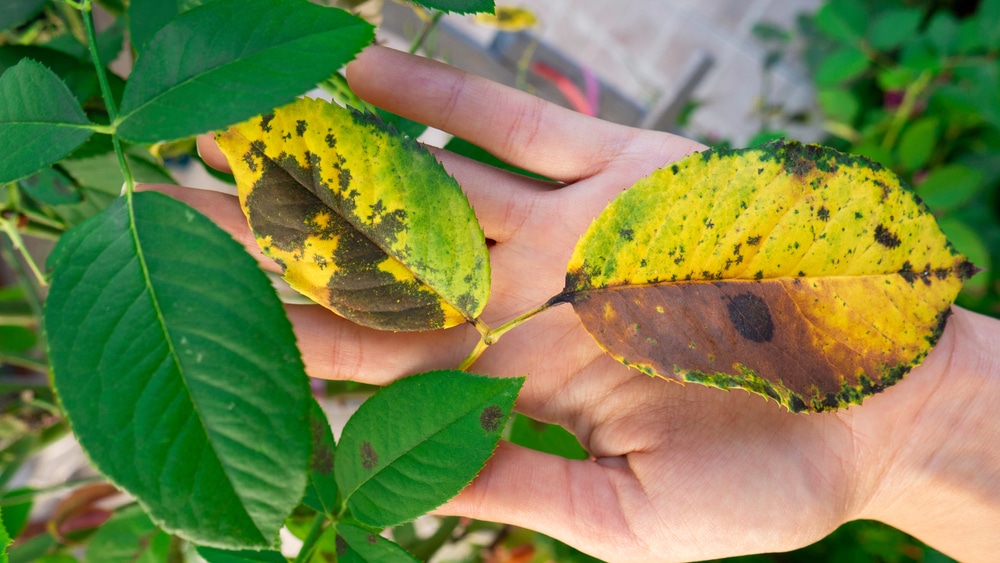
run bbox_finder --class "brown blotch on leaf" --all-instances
[360,441,378,471]
[335,535,348,557]
[726,293,775,343]
[874,224,901,248]
[747,235,762,246]
[957,260,982,281]
[310,418,334,474]
[480,405,503,433]
[366,534,378,544]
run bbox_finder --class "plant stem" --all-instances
[79,0,134,196]
[408,516,461,561]
[294,513,330,563]
[1,219,48,287]
[409,11,444,54]
[458,294,570,370]
[881,70,933,151]
[0,354,48,374]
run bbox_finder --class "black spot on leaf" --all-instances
[817,206,830,221]
[336,536,348,557]
[874,225,901,248]
[898,261,917,284]
[260,114,274,132]
[619,228,634,241]
[753,270,763,280]
[480,405,503,433]
[747,235,761,246]
[957,260,981,280]
[296,120,307,136]
[366,534,378,544]
[360,441,378,471]
[325,133,337,148]
[726,293,775,343]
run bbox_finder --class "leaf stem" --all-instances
[0,476,104,506]
[458,293,571,370]
[79,0,134,196]
[408,516,460,561]
[0,354,48,374]
[294,513,330,563]
[1,218,48,287]
[409,11,444,54]
[881,70,933,151]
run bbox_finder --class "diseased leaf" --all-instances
[0,0,46,33]
[46,192,312,548]
[336,522,419,562]
[564,140,974,412]
[0,59,94,184]
[18,167,82,206]
[407,0,494,15]
[217,97,490,331]
[335,370,521,528]
[302,399,339,516]
[509,414,588,460]
[117,0,374,143]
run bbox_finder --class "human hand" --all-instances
[154,46,1000,562]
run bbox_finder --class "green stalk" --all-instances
[294,513,330,563]
[79,0,134,196]
[408,516,461,561]
[409,11,444,54]
[458,294,569,370]
[881,70,933,151]
[1,219,47,287]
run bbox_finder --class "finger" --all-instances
[286,304,479,383]
[197,133,230,173]
[348,46,663,182]
[437,442,645,563]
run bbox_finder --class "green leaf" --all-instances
[217,98,491,331]
[897,117,939,171]
[813,45,869,85]
[877,66,917,91]
[45,192,312,548]
[83,505,170,563]
[302,399,339,516]
[406,0,495,15]
[868,8,922,51]
[509,414,588,460]
[980,0,1000,50]
[336,371,522,527]
[0,0,46,33]
[0,46,99,102]
[926,12,959,55]
[0,489,33,541]
[0,59,94,184]
[128,0,220,55]
[0,327,36,354]
[18,168,82,206]
[443,136,548,180]
[817,89,858,123]
[955,18,985,53]
[813,0,867,43]
[564,140,973,412]
[1,508,9,563]
[336,522,419,562]
[196,546,287,563]
[916,165,983,213]
[116,0,374,143]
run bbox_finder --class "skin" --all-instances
[151,47,1000,562]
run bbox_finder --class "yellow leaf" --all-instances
[565,140,976,412]
[217,97,489,331]
[473,6,539,31]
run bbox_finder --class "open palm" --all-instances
[155,46,995,562]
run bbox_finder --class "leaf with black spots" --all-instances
[217,97,490,331]
[564,140,975,412]
[335,370,521,527]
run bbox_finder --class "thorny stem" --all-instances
[409,10,444,55]
[294,513,330,563]
[458,294,571,370]
[79,0,134,197]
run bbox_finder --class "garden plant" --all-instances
[0,0,994,562]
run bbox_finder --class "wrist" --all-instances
[846,307,1000,562]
